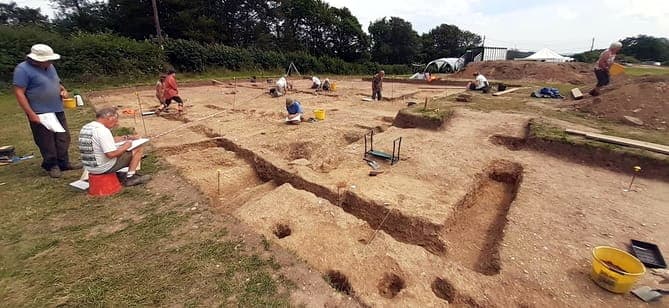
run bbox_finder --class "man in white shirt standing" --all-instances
[78,107,150,186]
[468,72,490,93]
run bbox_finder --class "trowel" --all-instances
[631,286,669,302]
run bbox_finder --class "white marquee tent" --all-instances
[519,48,573,62]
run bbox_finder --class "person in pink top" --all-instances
[156,69,184,115]
[589,41,622,96]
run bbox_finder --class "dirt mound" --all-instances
[454,61,594,85]
[577,76,669,129]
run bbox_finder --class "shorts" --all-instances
[594,68,610,87]
[103,151,133,174]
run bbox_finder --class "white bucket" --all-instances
[75,95,84,106]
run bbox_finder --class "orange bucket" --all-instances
[609,63,625,76]
[88,173,122,196]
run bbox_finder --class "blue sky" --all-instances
[12,0,669,54]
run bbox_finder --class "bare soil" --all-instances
[454,60,595,85]
[87,77,669,307]
[576,75,669,130]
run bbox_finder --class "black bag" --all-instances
[497,83,507,91]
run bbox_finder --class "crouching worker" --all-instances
[79,107,151,186]
[467,72,490,93]
[273,75,288,97]
[285,97,304,125]
[156,69,184,115]
[311,76,321,89]
[321,78,331,91]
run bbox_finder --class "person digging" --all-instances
[285,98,304,125]
[589,41,622,96]
[156,69,184,115]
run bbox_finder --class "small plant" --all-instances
[114,126,136,136]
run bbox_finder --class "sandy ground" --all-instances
[88,78,669,307]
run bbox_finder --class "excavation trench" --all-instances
[213,137,447,254]
[187,125,447,254]
[442,160,523,275]
[490,131,669,182]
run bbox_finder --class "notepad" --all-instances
[115,138,150,151]
[38,113,65,132]
[69,179,89,190]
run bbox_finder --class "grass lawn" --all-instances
[624,65,669,77]
[0,93,292,306]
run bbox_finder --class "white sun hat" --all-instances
[27,44,61,62]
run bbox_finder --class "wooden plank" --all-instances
[571,88,583,100]
[564,128,589,136]
[566,129,669,155]
[492,87,523,96]
[417,86,466,90]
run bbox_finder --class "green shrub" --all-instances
[0,25,163,85]
[0,25,412,87]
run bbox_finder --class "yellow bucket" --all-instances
[590,246,645,293]
[314,109,325,120]
[331,82,337,91]
[610,63,625,76]
[63,98,76,109]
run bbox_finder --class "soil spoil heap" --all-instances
[577,75,669,130]
[454,60,594,84]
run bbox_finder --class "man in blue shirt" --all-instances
[285,97,304,124]
[13,44,80,178]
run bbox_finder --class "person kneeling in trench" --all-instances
[467,72,490,93]
[78,107,151,186]
[285,97,304,125]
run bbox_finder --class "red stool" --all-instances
[88,173,122,196]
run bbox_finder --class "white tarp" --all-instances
[520,48,573,62]
[424,57,465,73]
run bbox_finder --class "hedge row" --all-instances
[162,38,409,75]
[0,26,163,84]
[1,26,410,86]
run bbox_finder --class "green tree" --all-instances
[51,0,110,33]
[0,2,49,26]
[420,24,481,62]
[369,17,420,64]
[620,35,669,62]
[572,49,603,63]
[329,7,369,62]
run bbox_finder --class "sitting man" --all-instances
[78,107,150,186]
[311,76,321,89]
[467,72,490,93]
[285,97,304,125]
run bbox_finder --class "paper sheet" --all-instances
[69,179,89,190]
[38,113,65,133]
[115,138,150,151]
[285,114,301,122]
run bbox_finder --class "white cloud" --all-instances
[325,0,669,53]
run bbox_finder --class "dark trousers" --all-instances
[594,68,610,87]
[29,112,71,171]
[372,90,382,100]
[163,96,184,108]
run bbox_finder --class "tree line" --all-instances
[1,0,481,65]
[572,35,669,65]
